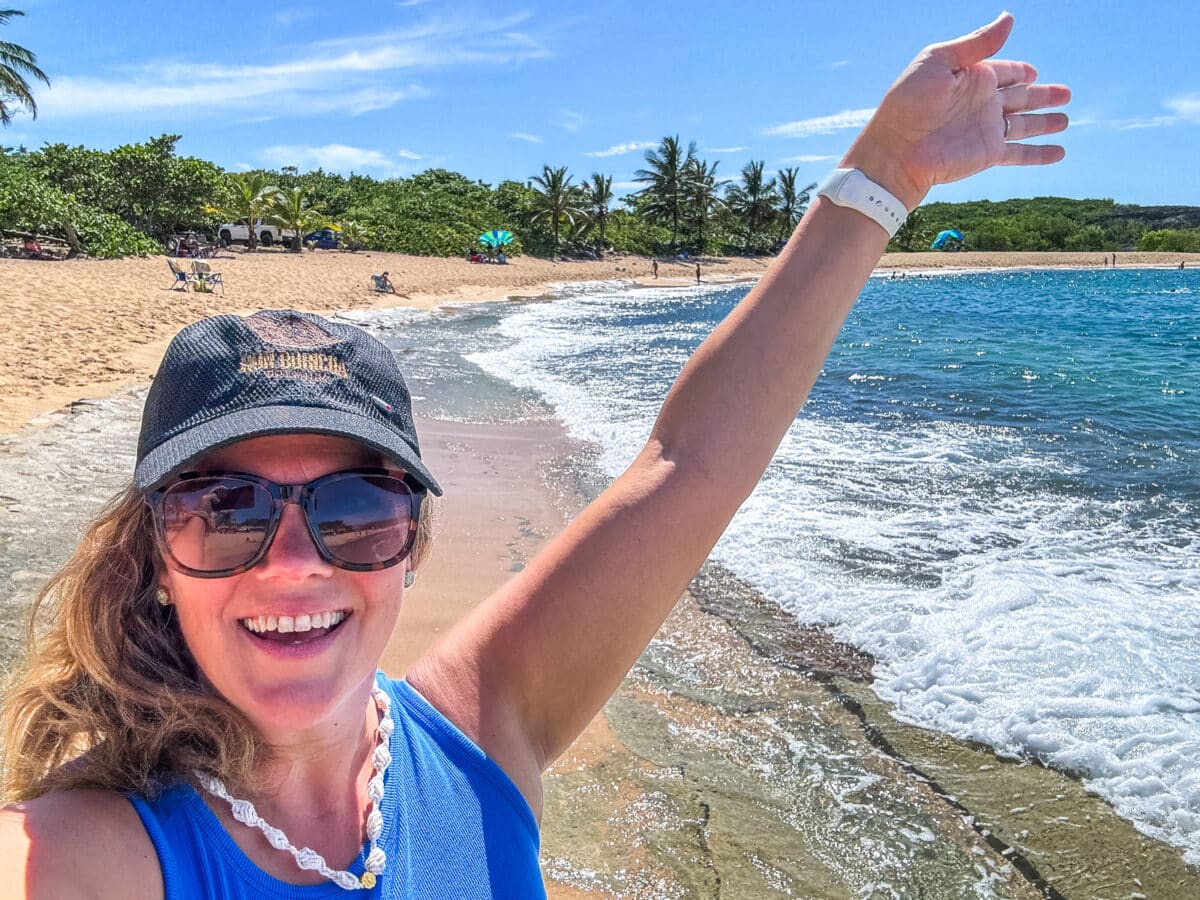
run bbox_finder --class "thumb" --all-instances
[934,11,1014,69]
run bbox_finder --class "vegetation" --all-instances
[894,197,1196,253]
[0,9,48,125]
[267,186,328,253]
[2,126,1197,261]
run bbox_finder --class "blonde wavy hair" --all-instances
[1,481,435,803]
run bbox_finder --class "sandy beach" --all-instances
[3,249,1200,896]
[3,248,1197,433]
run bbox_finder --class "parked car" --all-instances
[218,218,296,248]
[304,228,340,250]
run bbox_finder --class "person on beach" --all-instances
[377,271,395,293]
[695,262,701,284]
[0,13,1068,897]
[652,258,659,279]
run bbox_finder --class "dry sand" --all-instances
[0,248,769,431]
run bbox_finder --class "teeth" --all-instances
[241,610,346,634]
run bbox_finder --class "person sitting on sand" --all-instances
[0,14,1068,896]
[377,271,395,293]
[23,237,46,260]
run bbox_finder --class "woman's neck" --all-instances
[205,679,385,880]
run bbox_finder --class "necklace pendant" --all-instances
[360,871,377,889]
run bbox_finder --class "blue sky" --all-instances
[4,0,1199,206]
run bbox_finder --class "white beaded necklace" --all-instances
[195,686,395,891]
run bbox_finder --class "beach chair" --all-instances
[167,260,193,291]
[192,260,224,295]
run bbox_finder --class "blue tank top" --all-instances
[128,675,544,899]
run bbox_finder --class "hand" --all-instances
[842,12,1071,210]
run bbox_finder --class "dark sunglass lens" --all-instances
[160,477,273,572]
[311,474,413,567]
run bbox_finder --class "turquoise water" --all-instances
[465,268,1200,863]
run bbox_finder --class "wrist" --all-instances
[840,135,929,212]
[816,169,908,238]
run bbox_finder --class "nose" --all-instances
[253,501,333,579]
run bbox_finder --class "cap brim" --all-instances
[134,405,443,496]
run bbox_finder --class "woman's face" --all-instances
[158,434,410,735]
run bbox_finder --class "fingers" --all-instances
[991,60,1037,90]
[1001,83,1073,114]
[1002,143,1067,167]
[934,11,1014,69]
[1004,112,1069,142]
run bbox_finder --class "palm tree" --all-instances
[582,173,613,255]
[206,172,278,251]
[0,9,49,126]
[634,136,696,250]
[683,157,721,254]
[267,187,328,253]
[337,220,373,252]
[776,167,817,244]
[724,160,778,254]
[528,165,584,256]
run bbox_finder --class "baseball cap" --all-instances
[134,309,442,496]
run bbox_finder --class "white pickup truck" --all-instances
[217,219,296,248]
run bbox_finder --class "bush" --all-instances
[0,156,160,258]
[1138,229,1200,253]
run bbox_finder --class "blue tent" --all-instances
[930,229,964,250]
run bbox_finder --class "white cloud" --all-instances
[36,16,548,121]
[612,181,642,190]
[560,109,587,132]
[274,9,317,27]
[781,153,836,163]
[260,144,419,175]
[829,60,850,68]
[397,0,430,5]
[396,148,422,159]
[764,108,875,138]
[1054,94,1199,132]
[584,140,656,158]
[705,146,747,154]
[510,132,543,144]
[1164,93,1200,121]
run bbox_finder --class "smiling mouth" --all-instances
[240,610,349,644]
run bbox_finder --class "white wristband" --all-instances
[816,168,908,238]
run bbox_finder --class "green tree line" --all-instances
[891,197,1200,253]
[3,135,1198,260]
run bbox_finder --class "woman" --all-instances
[0,14,1068,897]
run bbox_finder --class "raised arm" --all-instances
[410,13,1070,804]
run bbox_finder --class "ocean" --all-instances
[353,267,1200,867]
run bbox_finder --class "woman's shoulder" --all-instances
[0,789,161,899]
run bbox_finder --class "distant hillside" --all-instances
[1104,205,1200,230]
[901,197,1200,252]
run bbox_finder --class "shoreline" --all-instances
[3,249,1197,433]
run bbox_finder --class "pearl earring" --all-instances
[155,586,172,606]
[404,571,415,589]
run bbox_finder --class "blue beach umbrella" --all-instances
[930,229,964,250]
[480,229,514,248]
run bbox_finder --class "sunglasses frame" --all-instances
[149,467,425,578]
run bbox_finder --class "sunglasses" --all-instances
[149,468,424,578]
